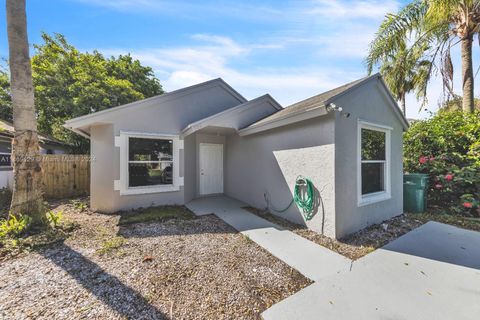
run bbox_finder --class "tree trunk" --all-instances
[6,0,44,222]
[399,93,406,116]
[461,36,475,113]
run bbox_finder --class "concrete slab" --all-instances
[186,196,351,281]
[186,196,247,216]
[263,222,480,320]
[380,221,480,270]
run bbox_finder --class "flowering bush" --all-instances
[404,110,480,216]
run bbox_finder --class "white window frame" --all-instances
[357,120,391,206]
[114,131,184,195]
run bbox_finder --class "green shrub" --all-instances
[46,210,63,228]
[0,214,32,238]
[0,188,12,214]
[70,199,88,212]
[404,110,480,215]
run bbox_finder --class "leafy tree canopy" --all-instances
[0,67,12,123]
[1,32,164,153]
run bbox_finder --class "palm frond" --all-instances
[366,0,427,73]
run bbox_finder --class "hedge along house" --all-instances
[65,74,408,239]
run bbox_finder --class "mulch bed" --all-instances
[0,199,311,319]
[245,206,480,260]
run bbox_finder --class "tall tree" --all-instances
[6,0,44,221]
[373,40,431,115]
[32,33,163,153]
[367,0,480,113]
[0,33,164,153]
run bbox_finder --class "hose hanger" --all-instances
[264,175,317,221]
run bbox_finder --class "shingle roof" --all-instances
[246,76,370,128]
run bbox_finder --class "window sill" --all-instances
[358,191,391,207]
[119,185,180,195]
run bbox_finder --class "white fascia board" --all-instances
[62,124,91,139]
[238,106,328,136]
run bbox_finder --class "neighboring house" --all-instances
[0,119,68,189]
[65,74,408,239]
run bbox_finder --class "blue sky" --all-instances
[1,0,479,119]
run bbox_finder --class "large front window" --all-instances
[128,138,173,187]
[114,132,183,195]
[358,121,391,205]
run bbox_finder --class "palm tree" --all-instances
[367,0,480,113]
[6,0,44,222]
[374,40,432,115]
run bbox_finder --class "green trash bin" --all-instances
[404,173,429,213]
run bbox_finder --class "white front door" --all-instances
[199,143,224,195]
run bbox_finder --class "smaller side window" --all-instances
[358,121,391,206]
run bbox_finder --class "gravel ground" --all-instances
[0,199,311,319]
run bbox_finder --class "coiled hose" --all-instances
[264,175,316,221]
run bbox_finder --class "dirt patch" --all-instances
[244,206,480,260]
[0,199,311,319]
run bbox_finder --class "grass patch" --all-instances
[118,205,195,225]
[97,236,126,255]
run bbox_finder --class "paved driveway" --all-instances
[263,221,480,320]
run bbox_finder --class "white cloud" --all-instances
[98,35,359,106]
[79,0,478,119]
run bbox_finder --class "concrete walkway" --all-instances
[186,196,351,281]
[262,221,480,320]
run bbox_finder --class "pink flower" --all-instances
[419,156,428,164]
[445,174,454,181]
[429,156,435,162]
[463,202,473,209]
[435,184,443,189]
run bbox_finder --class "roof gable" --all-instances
[181,94,282,136]
[65,78,247,131]
[239,74,408,136]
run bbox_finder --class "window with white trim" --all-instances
[128,137,173,187]
[358,121,391,205]
[114,131,183,195]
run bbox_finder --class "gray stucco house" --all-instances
[65,74,408,239]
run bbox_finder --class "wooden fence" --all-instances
[41,155,90,199]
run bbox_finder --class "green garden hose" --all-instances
[264,176,316,221]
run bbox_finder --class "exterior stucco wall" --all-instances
[183,134,196,203]
[225,115,337,237]
[89,85,243,212]
[90,124,116,212]
[108,86,243,136]
[333,80,404,238]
